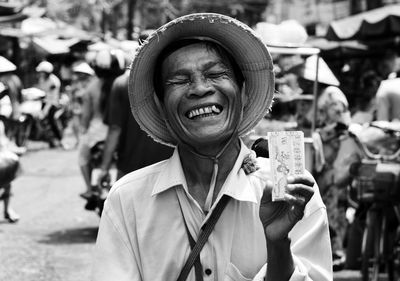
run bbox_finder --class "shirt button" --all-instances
[205,268,212,275]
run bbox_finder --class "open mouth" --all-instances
[186,104,223,120]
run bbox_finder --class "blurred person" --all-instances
[0,85,20,223]
[79,50,125,200]
[35,61,64,147]
[0,56,23,120]
[97,72,173,185]
[376,49,398,80]
[351,70,379,124]
[93,13,332,281]
[314,86,351,269]
[97,34,173,184]
[69,61,95,147]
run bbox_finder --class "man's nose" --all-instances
[187,76,213,97]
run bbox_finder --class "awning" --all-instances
[307,37,371,59]
[32,37,80,55]
[325,4,400,40]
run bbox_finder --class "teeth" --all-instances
[212,105,221,113]
[188,105,221,119]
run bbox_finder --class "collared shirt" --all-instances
[38,73,61,106]
[92,142,332,281]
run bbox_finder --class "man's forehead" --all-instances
[162,43,233,70]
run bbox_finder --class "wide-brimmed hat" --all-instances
[128,13,275,146]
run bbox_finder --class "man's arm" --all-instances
[99,124,121,172]
[259,172,332,281]
[266,238,294,280]
[98,74,127,181]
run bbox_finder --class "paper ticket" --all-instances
[267,131,305,201]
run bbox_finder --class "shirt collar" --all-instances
[151,140,258,204]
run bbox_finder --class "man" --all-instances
[93,13,332,281]
[78,49,125,199]
[98,70,173,180]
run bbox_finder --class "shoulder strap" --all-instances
[177,195,230,281]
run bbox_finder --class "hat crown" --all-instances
[129,13,275,146]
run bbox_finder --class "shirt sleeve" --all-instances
[92,196,142,281]
[252,207,332,281]
[288,206,332,281]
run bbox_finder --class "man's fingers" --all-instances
[286,174,314,187]
[286,184,314,201]
[284,193,306,207]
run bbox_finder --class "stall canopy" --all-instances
[325,4,400,41]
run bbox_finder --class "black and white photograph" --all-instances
[1,0,400,280]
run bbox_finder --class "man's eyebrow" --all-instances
[203,61,227,70]
[164,60,228,80]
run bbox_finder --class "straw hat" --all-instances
[72,61,95,76]
[35,61,53,73]
[128,13,275,146]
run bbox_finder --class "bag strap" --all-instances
[182,214,204,281]
[177,195,230,281]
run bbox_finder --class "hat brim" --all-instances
[129,13,275,146]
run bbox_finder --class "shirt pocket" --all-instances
[224,262,253,281]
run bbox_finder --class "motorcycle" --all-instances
[8,87,70,148]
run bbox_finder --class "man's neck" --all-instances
[178,138,241,211]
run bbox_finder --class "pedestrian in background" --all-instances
[35,61,64,148]
[78,50,125,199]
[98,34,173,183]
[69,61,95,148]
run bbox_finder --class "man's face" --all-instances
[160,43,242,149]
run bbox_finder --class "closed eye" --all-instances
[206,71,228,79]
[165,78,190,86]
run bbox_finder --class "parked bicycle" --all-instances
[347,122,400,281]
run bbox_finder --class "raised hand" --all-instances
[259,174,315,242]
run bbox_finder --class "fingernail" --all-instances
[286,175,294,183]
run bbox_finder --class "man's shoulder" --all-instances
[108,160,168,199]
[111,72,129,96]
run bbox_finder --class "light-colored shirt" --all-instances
[376,78,400,121]
[92,142,332,281]
[38,73,61,106]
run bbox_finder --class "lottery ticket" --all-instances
[267,131,305,201]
